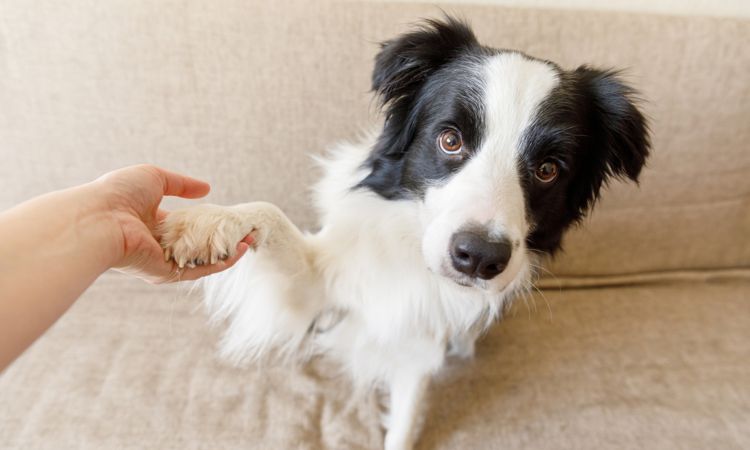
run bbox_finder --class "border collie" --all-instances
[159,17,649,450]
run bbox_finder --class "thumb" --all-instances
[153,166,211,199]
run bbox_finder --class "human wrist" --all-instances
[67,181,126,270]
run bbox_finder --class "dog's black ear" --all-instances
[360,17,479,198]
[570,67,651,213]
[372,17,478,113]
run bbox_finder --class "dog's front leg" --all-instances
[159,201,309,272]
[159,202,319,360]
[384,370,431,450]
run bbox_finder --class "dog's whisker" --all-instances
[531,282,553,322]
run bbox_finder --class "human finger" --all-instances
[150,166,211,199]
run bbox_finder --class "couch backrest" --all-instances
[1,0,748,278]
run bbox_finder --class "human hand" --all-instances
[91,165,251,283]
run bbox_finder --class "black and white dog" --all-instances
[160,17,649,450]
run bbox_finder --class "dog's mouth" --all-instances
[438,263,490,290]
[453,278,473,287]
[436,258,529,295]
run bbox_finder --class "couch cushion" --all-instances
[1,274,748,449]
[0,0,748,278]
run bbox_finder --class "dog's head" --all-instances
[359,17,650,293]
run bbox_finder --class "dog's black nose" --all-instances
[450,231,512,280]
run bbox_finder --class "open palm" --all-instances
[95,165,250,283]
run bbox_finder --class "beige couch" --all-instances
[1,1,748,449]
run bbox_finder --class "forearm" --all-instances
[0,183,119,370]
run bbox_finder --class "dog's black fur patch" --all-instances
[521,67,650,253]
[359,18,488,199]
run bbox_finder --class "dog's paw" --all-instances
[159,204,253,268]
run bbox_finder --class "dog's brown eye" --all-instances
[535,161,558,183]
[438,130,463,154]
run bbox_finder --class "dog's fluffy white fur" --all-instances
[159,18,649,450]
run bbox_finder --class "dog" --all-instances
[159,17,650,450]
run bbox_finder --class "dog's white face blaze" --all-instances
[421,53,560,292]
